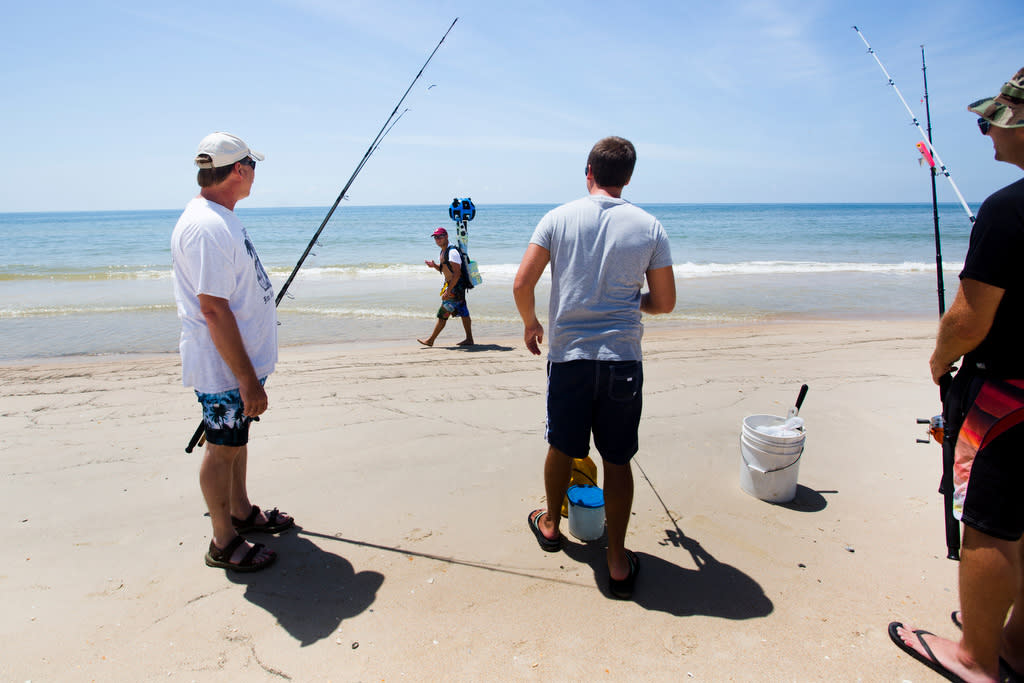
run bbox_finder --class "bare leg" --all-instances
[200,443,272,564]
[456,316,474,346]
[1002,538,1024,673]
[960,527,1018,675]
[229,445,252,520]
[538,446,573,541]
[603,459,634,581]
[894,525,1016,681]
[418,317,447,346]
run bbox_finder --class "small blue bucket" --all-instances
[567,485,605,540]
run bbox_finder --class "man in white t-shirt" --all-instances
[514,136,676,600]
[171,132,293,573]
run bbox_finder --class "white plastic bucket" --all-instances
[740,414,805,503]
[567,485,605,541]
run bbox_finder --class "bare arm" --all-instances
[198,294,268,417]
[930,278,1004,384]
[513,243,550,355]
[641,265,676,314]
[441,260,461,299]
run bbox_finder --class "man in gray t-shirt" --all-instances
[514,136,676,600]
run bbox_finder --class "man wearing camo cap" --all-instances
[890,68,1024,682]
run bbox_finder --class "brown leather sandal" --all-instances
[231,504,294,534]
[204,536,276,572]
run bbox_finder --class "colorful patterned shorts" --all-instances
[195,377,266,447]
[437,299,469,319]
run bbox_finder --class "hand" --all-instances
[930,353,956,386]
[239,377,268,418]
[425,260,438,270]
[523,320,544,356]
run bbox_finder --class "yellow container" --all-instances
[561,456,598,517]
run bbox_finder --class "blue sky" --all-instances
[1,0,1021,213]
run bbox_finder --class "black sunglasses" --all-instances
[977,117,992,135]
[239,156,257,169]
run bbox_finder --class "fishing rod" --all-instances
[184,17,458,453]
[921,45,946,317]
[863,32,963,560]
[917,45,960,561]
[852,26,975,225]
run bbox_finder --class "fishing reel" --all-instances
[916,414,944,445]
[449,197,475,223]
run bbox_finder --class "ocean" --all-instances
[0,202,975,363]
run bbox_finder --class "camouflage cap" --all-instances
[968,67,1024,128]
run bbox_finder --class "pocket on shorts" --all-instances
[608,362,642,401]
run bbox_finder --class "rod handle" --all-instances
[185,422,205,453]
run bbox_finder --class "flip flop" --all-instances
[232,504,294,534]
[949,611,1024,681]
[527,509,562,552]
[888,622,965,683]
[204,536,276,572]
[608,549,640,600]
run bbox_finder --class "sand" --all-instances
[1,319,963,681]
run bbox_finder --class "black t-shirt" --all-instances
[961,177,1024,376]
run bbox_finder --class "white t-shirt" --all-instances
[530,195,673,362]
[171,197,278,392]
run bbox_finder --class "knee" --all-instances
[204,443,244,464]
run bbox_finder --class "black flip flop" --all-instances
[608,549,640,600]
[527,509,562,552]
[888,622,964,683]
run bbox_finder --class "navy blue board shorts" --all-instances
[545,359,643,465]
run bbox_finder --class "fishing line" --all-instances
[853,26,975,224]
[185,18,458,453]
[633,456,690,547]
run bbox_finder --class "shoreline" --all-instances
[0,314,940,368]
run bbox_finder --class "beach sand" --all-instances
[1,319,963,681]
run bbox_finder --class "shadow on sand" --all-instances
[561,527,774,619]
[416,343,516,352]
[773,484,833,513]
[226,527,384,646]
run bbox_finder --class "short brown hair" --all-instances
[587,136,636,187]
[196,158,235,188]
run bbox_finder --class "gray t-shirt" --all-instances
[530,195,673,362]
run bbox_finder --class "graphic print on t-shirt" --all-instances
[243,231,272,294]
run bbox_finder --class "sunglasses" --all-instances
[977,117,992,135]
[239,156,257,169]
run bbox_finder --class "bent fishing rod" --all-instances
[184,17,458,453]
[853,26,975,225]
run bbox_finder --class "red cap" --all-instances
[431,227,448,237]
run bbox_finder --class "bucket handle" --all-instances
[741,446,803,474]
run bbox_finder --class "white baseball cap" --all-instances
[194,132,265,168]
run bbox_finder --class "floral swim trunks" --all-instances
[195,378,266,447]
